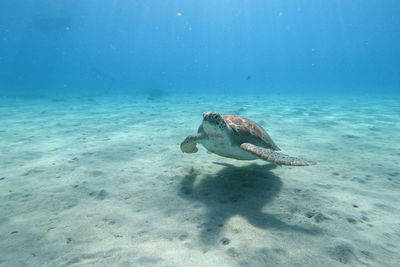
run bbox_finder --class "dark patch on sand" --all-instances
[179,163,320,244]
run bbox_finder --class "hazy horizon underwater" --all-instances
[1,1,400,266]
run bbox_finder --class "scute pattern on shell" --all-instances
[222,115,280,150]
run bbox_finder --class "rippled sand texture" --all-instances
[0,95,399,266]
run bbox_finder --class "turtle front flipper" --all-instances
[240,143,317,166]
[180,134,203,153]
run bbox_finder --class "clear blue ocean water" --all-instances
[1,0,399,97]
[1,1,400,266]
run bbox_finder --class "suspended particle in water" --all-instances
[177,12,182,17]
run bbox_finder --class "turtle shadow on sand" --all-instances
[179,162,320,245]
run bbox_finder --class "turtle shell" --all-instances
[223,115,280,151]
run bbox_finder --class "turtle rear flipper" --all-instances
[240,143,317,166]
[180,134,203,153]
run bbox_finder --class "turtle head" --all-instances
[202,111,227,133]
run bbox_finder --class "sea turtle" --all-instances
[180,111,316,166]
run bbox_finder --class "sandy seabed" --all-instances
[0,94,399,266]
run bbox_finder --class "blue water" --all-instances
[1,2,400,265]
[1,0,399,97]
